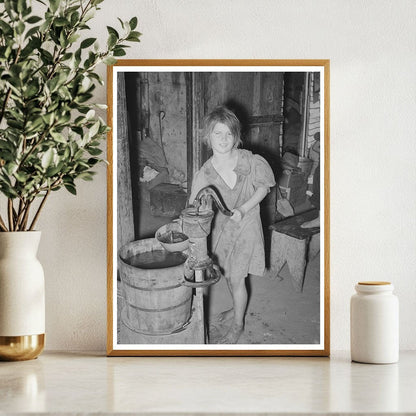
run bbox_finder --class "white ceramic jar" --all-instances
[350,281,399,364]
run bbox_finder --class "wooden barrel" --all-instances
[118,238,192,335]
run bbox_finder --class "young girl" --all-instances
[189,106,276,343]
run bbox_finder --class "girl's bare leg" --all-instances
[214,277,234,323]
[216,309,234,323]
[219,276,247,343]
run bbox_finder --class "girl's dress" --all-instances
[190,149,275,281]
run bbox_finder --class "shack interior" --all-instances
[117,71,321,345]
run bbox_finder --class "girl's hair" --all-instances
[202,106,242,149]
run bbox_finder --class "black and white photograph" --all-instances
[107,61,329,356]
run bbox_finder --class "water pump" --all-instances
[180,186,232,288]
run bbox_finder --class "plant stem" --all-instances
[29,189,50,231]
[14,199,23,231]
[0,214,8,232]
[0,88,12,125]
[7,199,14,231]
[20,200,33,231]
[15,199,30,231]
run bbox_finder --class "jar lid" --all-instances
[355,281,394,293]
[358,281,391,285]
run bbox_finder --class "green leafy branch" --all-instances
[0,0,141,231]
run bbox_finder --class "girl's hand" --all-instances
[230,208,244,222]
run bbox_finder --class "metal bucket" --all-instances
[118,238,192,335]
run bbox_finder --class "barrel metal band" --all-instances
[125,294,193,313]
[121,280,183,292]
[121,306,192,336]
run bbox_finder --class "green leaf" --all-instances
[45,164,63,177]
[16,21,25,35]
[88,72,104,85]
[129,16,138,30]
[0,183,18,198]
[25,25,40,39]
[77,93,93,103]
[17,0,27,14]
[76,160,90,169]
[5,162,18,176]
[7,119,24,129]
[80,76,92,92]
[71,126,84,136]
[23,83,39,98]
[56,112,71,126]
[48,76,59,92]
[103,56,117,65]
[64,183,77,195]
[59,29,67,47]
[68,33,80,44]
[65,5,80,15]
[106,26,119,39]
[26,15,42,24]
[113,47,126,57]
[14,171,29,183]
[41,148,54,169]
[21,37,41,57]
[70,11,80,26]
[83,9,95,23]
[54,17,69,27]
[40,49,53,63]
[80,37,96,49]
[117,17,125,29]
[85,109,95,120]
[87,147,102,156]
[63,146,70,160]
[4,1,16,19]
[87,158,100,166]
[3,46,12,59]
[49,0,59,13]
[0,141,14,152]
[74,148,83,159]
[25,117,44,133]
[50,131,67,143]
[77,171,95,181]
[42,112,54,126]
[107,33,117,49]
[88,120,100,138]
[126,31,141,42]
[0,20,13,35]
[61,52,72,61]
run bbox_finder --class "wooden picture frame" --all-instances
[107,60,330,356]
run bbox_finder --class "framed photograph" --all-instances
[107,60,330,356]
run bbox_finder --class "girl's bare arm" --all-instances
[231,186,268,222]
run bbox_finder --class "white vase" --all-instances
[0,231,45,360]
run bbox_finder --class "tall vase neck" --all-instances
[0,231,41,259]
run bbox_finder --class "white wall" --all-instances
[38,0,416,351]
